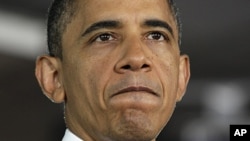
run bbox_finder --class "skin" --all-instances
[35,0,190,141]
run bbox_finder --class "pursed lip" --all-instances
[111,86,159,98]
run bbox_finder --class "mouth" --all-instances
[112,86,159,98]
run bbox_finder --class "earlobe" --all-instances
[176,54,191,102]
[35,55,65,103]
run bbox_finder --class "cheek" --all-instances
[62,53,100,105]
[63,44,117,109]
[149,43,180,89]
[81,55,115,109]
[62,56,113,130]
[153,57,179,126]
[154,53,179,103]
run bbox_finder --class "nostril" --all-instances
[141,64,149,69]
[121,64,149,71]
[122,65,131,70]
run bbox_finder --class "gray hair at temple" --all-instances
[47,0,182,58]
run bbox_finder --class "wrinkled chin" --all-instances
[107,109,159,141]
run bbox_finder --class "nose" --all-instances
[114,39,152,73]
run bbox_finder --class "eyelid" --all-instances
[145,31,170,41]
[89,32,118,43]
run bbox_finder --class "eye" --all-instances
[147,32,167,41]
[94,33,115,42]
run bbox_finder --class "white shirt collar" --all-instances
[62,129,83,141]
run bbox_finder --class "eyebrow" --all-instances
[81,19,174,38]
[82,20,121,36]
[143,19,174,37]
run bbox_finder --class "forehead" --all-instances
[80,0,170,10]
[75,0,174,24]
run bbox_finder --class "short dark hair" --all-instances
[168,0,182,46]
[47,0,181,58]
[47,0,77,58]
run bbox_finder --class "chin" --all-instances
[109,109,160,141]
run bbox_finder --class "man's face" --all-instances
[59,0,189,140]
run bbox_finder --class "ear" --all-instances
[176,54,190,102]
[35,55,65,103]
